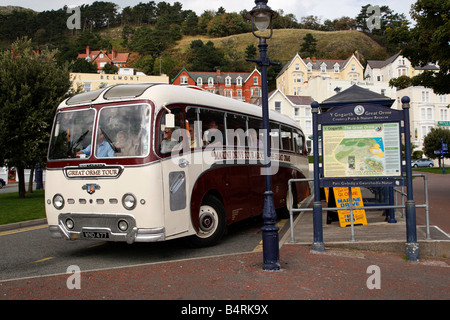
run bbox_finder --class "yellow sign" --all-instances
[333,187,367,227]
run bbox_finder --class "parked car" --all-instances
[0,178,5,188]
[411,158,434,168]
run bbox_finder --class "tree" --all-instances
[187,40,226,71]
[300,33,317,57]
[399,0,450,94]
[423,128,450,167]
[70,58,98,73]
[0,38,71,198]
[103,62,118,74]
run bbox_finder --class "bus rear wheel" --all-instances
[189,195,226,247]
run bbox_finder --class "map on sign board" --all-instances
[322,123,401,178]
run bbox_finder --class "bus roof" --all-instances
[61,84,300,128]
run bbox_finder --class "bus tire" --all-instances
[189,195,226,247]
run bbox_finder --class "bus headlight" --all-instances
[122,193,136,210]
[53,194,65,210]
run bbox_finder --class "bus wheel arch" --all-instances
[188,193,226,247]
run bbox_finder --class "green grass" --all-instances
[412,167,450,174]
[0,190,46,225]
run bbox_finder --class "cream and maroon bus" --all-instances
[46,84,309,247]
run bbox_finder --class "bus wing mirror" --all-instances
[165,113,175,128]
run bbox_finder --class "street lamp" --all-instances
[246,0,280,271]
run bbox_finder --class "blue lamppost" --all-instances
[246,0,280,271]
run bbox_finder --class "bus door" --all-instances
[158,108,197,238]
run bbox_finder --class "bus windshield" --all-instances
[48,104,150,160]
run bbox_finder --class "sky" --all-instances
[1,0,417,22]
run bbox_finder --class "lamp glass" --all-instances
[253,12,271,32]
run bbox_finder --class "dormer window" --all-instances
[334,63,340,73]
[208,77,214,87]
[225,76,232,87]
[236,76,242,87]
[181,76,188,85]
[307,63,312,73]
[197,77,203,86]
[320,63,327,73]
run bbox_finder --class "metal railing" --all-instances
[287,173,430,243]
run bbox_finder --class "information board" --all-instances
[322,123,402,178]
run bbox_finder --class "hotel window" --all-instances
[398,68,407,77]
[334,64,340,73]
[84,83,91,92]
[252,87,260,97]
[225,76,231,87]
[236,77,242,87]
[422,91,430,102]
[305,107,311,116]
[275,101,281,112]
[320,63,326,73]
[225,89,233,98]
[294,107,300,116]
[295,64,300,71]
[421,107,433,120]
[208,77,214,87]
[307,63,312,73]
[197,77,203,86]
[440,108,448,121]
[236,90,242,99]
[181,76,188,85]
[253,77,259,85]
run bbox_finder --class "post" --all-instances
[441,138,446,174]
[402,96,419,261]
[311,102,324,251]
[247,37,281,270]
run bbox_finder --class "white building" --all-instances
[366,52,448,151]
[267,89,314,151]
[397,87,450,150]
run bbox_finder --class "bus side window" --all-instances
[294,129,305,155]
[247,117,263,148]
[270,122,280,150]
[281,125,293,151]
[199,109,224,146]
[225,113,246,147]
[186,107,202,149]
[159,108,185,155]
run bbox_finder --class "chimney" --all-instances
[112,48,116,60]
[312,57,316,63]
[216,69,221,77]
[86,45,90,57]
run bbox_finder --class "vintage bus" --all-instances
[45,84,309,247]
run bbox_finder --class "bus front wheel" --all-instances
[189,195,226,247]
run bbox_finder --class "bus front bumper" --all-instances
[49,213,165,244]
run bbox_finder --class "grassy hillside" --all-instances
[173,29,389,66]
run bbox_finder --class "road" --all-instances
[0,216,287,282]
[412,171,450,234]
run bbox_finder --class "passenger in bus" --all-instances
[114,131,135,156]
[189,126,201,148]
[160,128,178,154]
[77,129,115,158]
[203,121,223,146]
[249,129,263,148]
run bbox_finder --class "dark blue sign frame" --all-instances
[317,103,405,188]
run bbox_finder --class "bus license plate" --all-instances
[83,231,109,239]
